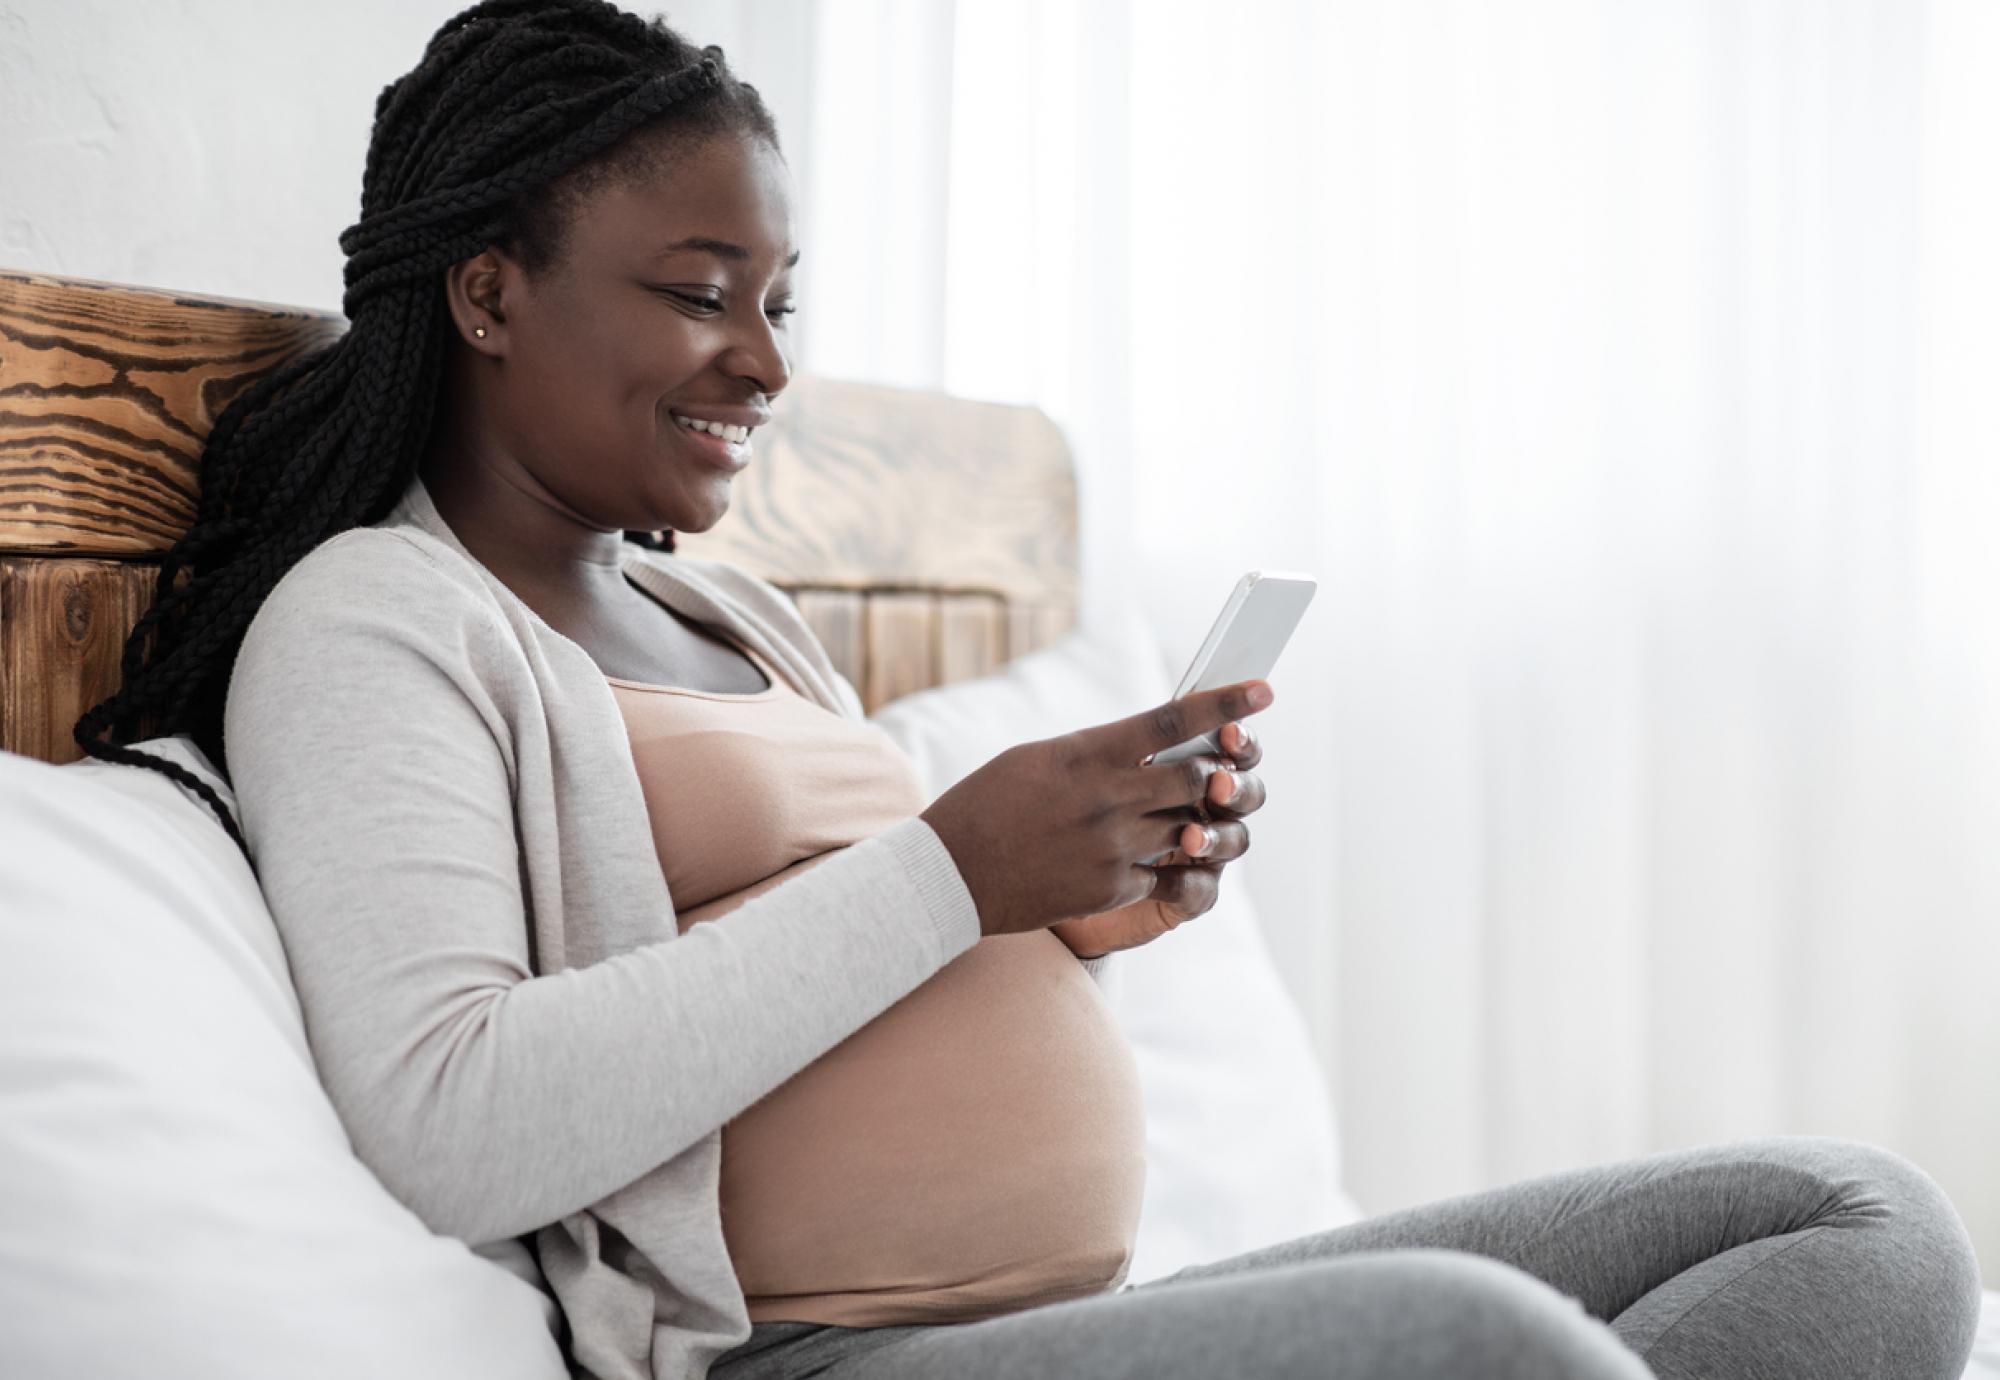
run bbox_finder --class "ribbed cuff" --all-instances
[879,815,983,964]
[1078,952,1114,980]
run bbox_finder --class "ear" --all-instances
[442,248,517,357]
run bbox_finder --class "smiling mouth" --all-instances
[668,411,754,469]
[670,411,755,444]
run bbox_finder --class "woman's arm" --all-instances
[224,535,982,1248]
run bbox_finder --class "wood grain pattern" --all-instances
[938,592,1006,684]
[673,373,1079,611]
[1007,602,1075,660]
[791,587,866,694]
[0,269,346,557]
[0,557,168,763]
[862,591,938,715]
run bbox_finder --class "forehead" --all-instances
[570,132,796,265]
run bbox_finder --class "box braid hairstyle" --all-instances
[70,0,779,865]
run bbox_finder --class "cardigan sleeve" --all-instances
[224,532,984,1246]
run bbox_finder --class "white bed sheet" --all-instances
[1964,1290,2000,1380]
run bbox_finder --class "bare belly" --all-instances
[683,856,1149,1327]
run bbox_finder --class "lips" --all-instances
[670,413,752,470]
[668,404,771,430]
[670,412,754,444]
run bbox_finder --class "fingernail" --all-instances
[1191,826,1214,855]
[1217,771,1240,804]
[1248,683,1274,708]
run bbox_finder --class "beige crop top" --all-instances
[607,636,1148,1326]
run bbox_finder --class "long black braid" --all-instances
[70,0,780,865]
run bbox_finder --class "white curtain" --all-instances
[740,0,2000,1270]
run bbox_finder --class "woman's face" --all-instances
[462,128,797,539]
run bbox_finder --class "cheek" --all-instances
[559,305,693,407]
[515,317,667,456]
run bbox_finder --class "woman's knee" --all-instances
[1726,1135,1984,1369]
[1825,1139,1981,1343]
[1756,1137,1976,1257]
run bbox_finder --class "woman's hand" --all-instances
[1048,719,1268,959]
[920,681,1275,944]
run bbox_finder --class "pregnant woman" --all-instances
[74,2,1983,1377]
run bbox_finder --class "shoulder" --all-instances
[225,527,527,777]
[267,525,474,598]
[255,527,500,629]
[236,527,514,681]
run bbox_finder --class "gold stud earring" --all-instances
[473,325,488,339]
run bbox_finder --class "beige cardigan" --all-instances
[222,470,1112,1380]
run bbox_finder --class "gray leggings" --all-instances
[707,1136,1983,1379]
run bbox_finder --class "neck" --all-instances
[417,428,633,603]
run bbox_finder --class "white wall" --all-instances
[0,0,815,314]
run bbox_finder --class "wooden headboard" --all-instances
[0,269,1078,766]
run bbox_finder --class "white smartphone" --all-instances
[1144,570,1318,767]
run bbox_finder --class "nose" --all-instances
[720,308,792,399]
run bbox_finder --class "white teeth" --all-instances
[673,414,752,444]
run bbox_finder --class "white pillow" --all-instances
[869,600,1362,1286]
[0,739,566,1380]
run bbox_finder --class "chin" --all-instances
[671,497,731,536]
[638,477,730,537]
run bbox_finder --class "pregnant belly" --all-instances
[707,916,1148,1327]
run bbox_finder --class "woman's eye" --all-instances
[660,289,722,312]
[657,288,795,322]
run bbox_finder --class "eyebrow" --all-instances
[656,236,801,269]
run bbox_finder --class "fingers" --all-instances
[1141,812,1250,863]
[1182,815,1249,861]
[1134,753,1228,816]
[1146,857,1223,921]
[1091,679,1274,766]
[1132,749,1268,818]
[1221,721,1262,770]
[1205,765,1267,817]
